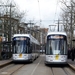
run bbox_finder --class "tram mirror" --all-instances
[12,41,16,45]
[27,40,30,45]
[45,45,46,54]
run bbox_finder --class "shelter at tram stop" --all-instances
[0,37,12,60]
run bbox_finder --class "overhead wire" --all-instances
[53,0,59,23]
[52,0,60,30]
[37,0,61,28]
[37,0,42,27]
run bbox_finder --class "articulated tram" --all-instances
[45,32,67,64]
[12,34,40,62]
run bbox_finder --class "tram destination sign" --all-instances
[47,35,65,39]
[13,37,27,40]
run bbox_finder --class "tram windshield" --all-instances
[46,35,67,55]
[12,37,30,54]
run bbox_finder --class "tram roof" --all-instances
[47,32,67,36]
[13,34,31,37]
[13,34,40,45]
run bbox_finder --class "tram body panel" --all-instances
[13,54,33,61]
[45,55,67,64]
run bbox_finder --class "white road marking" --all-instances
[31,59,42,75]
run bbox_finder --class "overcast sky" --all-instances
[14,0,62,28]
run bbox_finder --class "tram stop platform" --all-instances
[0,59,12,68]
[0,59,75,70]
[67,59,75,70]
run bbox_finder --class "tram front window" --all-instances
[13,38,30,54]
[46,36,67,55]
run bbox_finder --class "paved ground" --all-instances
[0,59,12,67]
[67,59,75,70]
[0,58,75,70]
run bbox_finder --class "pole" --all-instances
[8,4,11,57]
[58,19,59,31]
[70,0,73,49]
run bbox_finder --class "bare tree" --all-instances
[0,0,27,22]
[60,0,75,47]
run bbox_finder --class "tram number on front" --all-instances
[55,55,59,60]
[19,54,22,58]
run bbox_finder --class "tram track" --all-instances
[0,61,12,69]
[63,67,70,75]
[0,64,15,72]
[50,65,75,75]
[0,63,25,75]
[63,67,75,75]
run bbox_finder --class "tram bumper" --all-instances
[45,60,67,65]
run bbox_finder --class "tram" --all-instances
[12,34,40,62]
[45,32,67,64]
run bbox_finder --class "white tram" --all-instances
[45,32,67,64]
[12,34,40,62]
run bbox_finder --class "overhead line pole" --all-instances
[58,19,59,31]
[70,0,73,49]
[55,19,63,31]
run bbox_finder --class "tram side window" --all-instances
[28,44,32,53]
[31,43,34,53]
[26,40,32,53]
